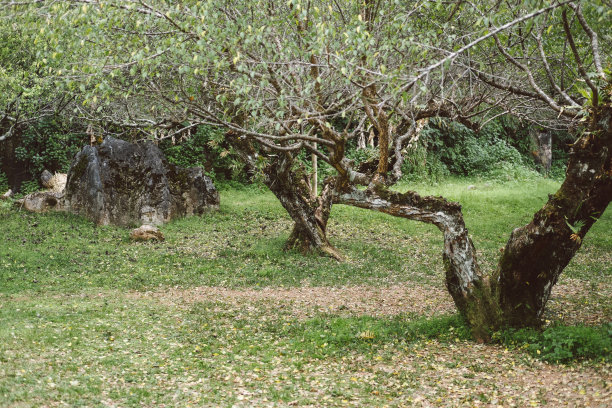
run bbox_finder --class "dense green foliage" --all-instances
[0,113,568,193]
[495,324,612,363]
[424,120,526,176]
[0,172,7,192]
[14,118,85,174]
[395,117,567,183]
[0,117,85,193]
[158,125,246,184]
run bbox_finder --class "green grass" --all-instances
[0,178,610,406]
[0,295,463,406]
[2,178,608,294]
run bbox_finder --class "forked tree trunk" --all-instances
[496,103,612,327]
[264,157,342,260]
[334,184,500,339]
[335,102,610,336]
[227,133,341,260]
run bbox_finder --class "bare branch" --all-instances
[561,8,598,106]
[569,3,607,81]
[534,29,581,108]
[492,33,566,113]
[393,0,577,100]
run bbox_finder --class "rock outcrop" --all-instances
[61,136,219,226]
[130,225,164,241]
[21,190,65,212]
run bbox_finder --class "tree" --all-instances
[0,18,72,190]
[333,0,611,336]
[5,0,610,337]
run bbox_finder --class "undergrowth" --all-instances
[494,324,612,363]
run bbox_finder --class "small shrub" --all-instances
[19,179,41,195]
[420,118,536,179]
[549,161,567,180]
[401,147,449,183]
[0,172,8,192]
[17,118,86,175]
[159,125,246,183]
[494,324,611,363]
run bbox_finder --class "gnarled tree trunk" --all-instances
[334,184,500,339]
[264,156,341,260]
[496,103,612,327]
[335,101,610,336]
[227,132,341,260]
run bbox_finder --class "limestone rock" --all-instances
[130,225,164,242]
[64,136,219,226]
[0,189,12,200]
[40,170,54,188]
[50,173,67,192]
[41,170,67,192]
[21,191,65,212]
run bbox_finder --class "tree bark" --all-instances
[264,157,341,260]
[334,184,500,339]
[496,102,612,328]
[333,101,610,336]
[226,131,341,260]
[0,131,28,192]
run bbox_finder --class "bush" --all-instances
[549,161,567,180]
[0,172,8,192]
[18,179,41,195]
[494,324,612,363]
[437,125,524,176]
[17,118,86,175]
[159,125,246,184]
[401,144,449,183]
[412,118,537,180]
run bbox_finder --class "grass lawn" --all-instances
[0,178,610,407]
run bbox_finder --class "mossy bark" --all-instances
[334,184,501,340]
[264,157,341,260]
[496,102,612,328]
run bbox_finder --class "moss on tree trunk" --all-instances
[495,102,612,327]
[264,157,342,260]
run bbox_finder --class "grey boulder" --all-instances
[64,136,219,226]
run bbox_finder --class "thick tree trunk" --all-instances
[0,132,28,192]
[226,132,341,260]
[334,184,500,339]
[264,157,341,260]
[496,103,612,327]
[333,101,610,336]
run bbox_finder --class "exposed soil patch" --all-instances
[130,284,456,319]
[369,341,611,407]
[126,278,611,324]
[545,279,611,326]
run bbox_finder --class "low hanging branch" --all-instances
[333,183,500,338]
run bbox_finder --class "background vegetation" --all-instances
[0,114,572,195]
